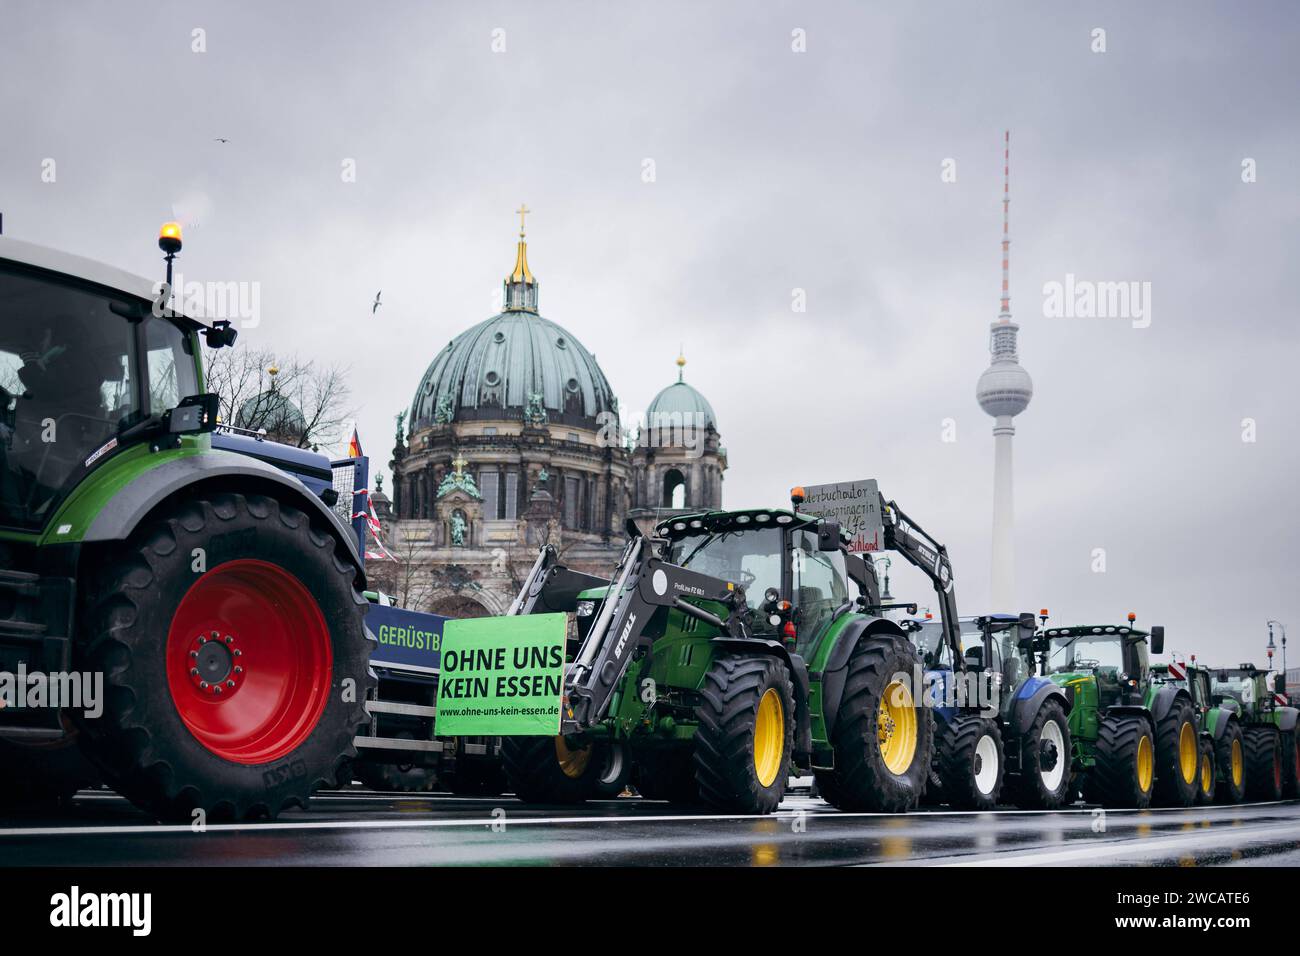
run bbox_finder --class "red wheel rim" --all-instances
[166,559,332,764]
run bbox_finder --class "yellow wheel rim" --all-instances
[1136,733,1154,792]
[1178,722,1197,784]
[555,736,591,779]
[753,688,785,788]
[878,679,918,775]
[1200,751,1212,795]
[1231,739,1244,787]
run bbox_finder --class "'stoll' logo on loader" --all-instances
[614,613,638,660]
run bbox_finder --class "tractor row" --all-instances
[485,488,1298,815]
[2,226,1291,823]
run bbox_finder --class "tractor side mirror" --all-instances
[202,320,239,349]
[817,520,841,551]
[166,393,220,435]
[1277,673,1288,697]
[1149,625,1165,655]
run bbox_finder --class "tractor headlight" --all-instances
[576,601,596,618]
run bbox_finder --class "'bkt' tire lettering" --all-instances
[262,760,308,789]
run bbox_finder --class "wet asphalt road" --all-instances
[3,789,1300,866]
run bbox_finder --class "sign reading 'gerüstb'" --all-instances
[800,479,883,553]
[433,612,566,736]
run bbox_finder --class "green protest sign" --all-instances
[433,612,566,736]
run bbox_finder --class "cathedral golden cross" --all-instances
[516,203,530,237]
[451,454,467,476]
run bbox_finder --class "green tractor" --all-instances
[1034,616,1199,808]
[0,227,372,820]
[1206,664,1299,801]
[499,487,940,814]
[1154,659,1248,804]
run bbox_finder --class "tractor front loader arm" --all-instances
[880,496,963,669]
[507,545,609,617]
[560,536,749,734]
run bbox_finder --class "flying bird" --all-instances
[214,138,230,144]
[371,291,383,314]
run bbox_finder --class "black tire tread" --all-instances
[1153,696,1198,807]
[74,492,373,822]
[935,713,1004,810]
[693,654,794,814]
[817,635,933,813]
[1006,698,1073,810]
[1086,714,1154,808]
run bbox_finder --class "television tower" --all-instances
[976,131,1033,610]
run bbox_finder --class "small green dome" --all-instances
[235,389,306,436]
[646,374,716,432]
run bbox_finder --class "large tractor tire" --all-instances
[1085,714,1155,808]
[1214,720,1246,803]
[1281,727,1300,798]
[635,747,699,805]
[935,713,1004,810]
[1007,698,1072,810]
[1153,697,1199,807]
[0,734,99,810]
[1195,737,1216,805]
[694,654,795,814]
[73,493,373,822]
[501,735,600,803]
[1243,726,1283,801]
[815,635,933,812]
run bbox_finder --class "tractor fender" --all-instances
[1149,683,1191,724]
[1011,677,1070,739]
[710,637,812,763]
[1208,709,1238,740]
[83,449,364,581]
[817,617,909,740]
[1102,704,1155,734]
[1276,707,1299,733]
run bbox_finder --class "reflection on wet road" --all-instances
[2,789,1299,867]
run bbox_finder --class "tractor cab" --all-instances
[1210,665,1268,714]
[0,234,217,538]
[655,507,852,659]
[1041,620,1164,709]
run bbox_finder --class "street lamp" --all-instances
[872,556,893,601]
[1268,620,1287,676]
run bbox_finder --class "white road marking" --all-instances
[933,822,1300,867]
[2,799,1297,840]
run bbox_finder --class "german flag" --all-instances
[347,427,363,459]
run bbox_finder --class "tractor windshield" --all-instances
[1047,634,1125,675]
[1211,672,1259,709]
[666,526,783,615]
[0,266,197,531]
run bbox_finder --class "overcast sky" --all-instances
[3,1,1297,663]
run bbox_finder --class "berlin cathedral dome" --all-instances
[384,210,727,617]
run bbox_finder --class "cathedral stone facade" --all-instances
[380,221,726,617]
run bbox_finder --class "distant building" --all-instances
[386,213,726,616]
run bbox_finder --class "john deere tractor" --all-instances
[1207,664,1299,801]
[0,227,372,820]
[498,486,939,814]
[1035,617,1199,808]
[1154,660,1245,804]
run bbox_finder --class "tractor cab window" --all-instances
[0,266,197,531]
[792,531,848,654]
[666,525,783,623]
[1211,672,1257,709]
